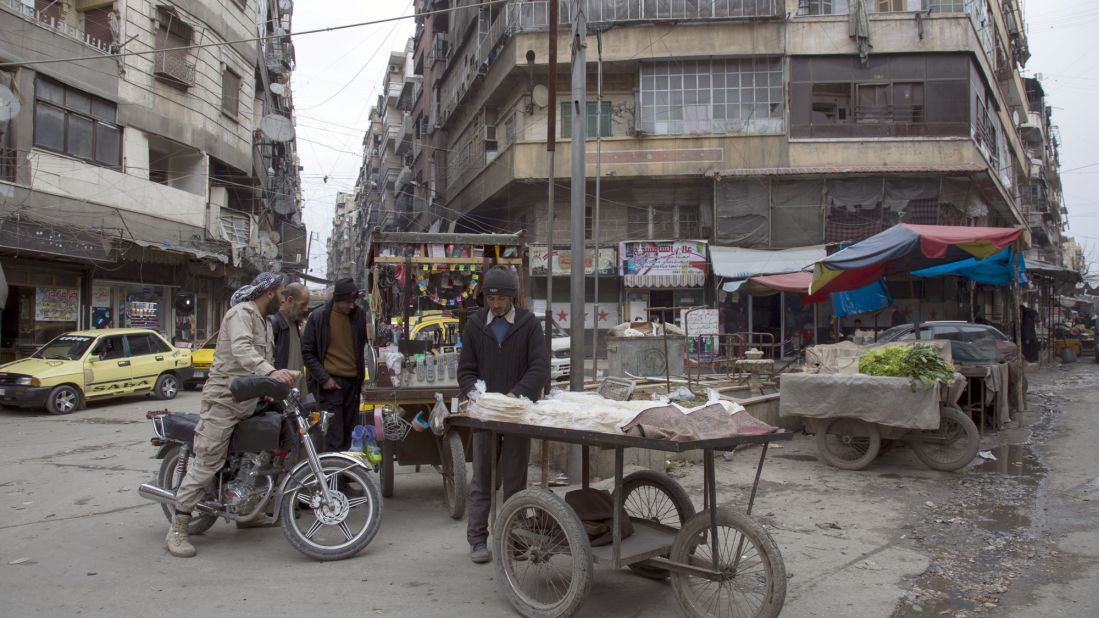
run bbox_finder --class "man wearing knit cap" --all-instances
[302,277,368,452]
[166,272,298,558]
[457,266,550,564]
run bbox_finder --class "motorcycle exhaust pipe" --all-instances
[138,483,221,517]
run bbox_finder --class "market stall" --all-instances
[362,230,526,517]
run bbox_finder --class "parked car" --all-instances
[876,321,1015,364]
[538,316,571,381]
[186,332,217,389]
[0,328,194,414]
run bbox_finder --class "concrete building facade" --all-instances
[0,0,303,360]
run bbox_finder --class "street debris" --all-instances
[978,450,997,461]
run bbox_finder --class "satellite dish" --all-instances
[260,114,295,142]
[273,195,296,215]
[270,82,287,97]
[0,85,20,122]
[278,0,292,11]
[1011,110,1021,127]
[531,84,549,109]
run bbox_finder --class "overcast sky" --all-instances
[291,1,1099,281]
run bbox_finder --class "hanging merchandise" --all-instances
[416,267,480,307]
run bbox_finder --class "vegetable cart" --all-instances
[448,415,792,618]
[780,372,980,471]
[363,230,527,518]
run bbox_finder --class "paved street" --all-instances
[2,363,1098,617]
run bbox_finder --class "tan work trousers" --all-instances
[174,380,258,513]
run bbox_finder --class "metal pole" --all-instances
[568,6,587,393]
[541,0,559,485]
[1012,243,1025,420]
[592,31,603,385]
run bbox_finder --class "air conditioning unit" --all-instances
[483,108,498,142]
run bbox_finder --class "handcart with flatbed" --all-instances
[448,415,792,618]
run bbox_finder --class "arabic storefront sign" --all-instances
[529,245,617,276]
[620,240,708,276]
[35,287,79,322]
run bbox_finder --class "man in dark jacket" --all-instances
[270,282,309,392]
[457,266,550,564]
[301,277,368,452]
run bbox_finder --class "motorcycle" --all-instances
[138,376,382,561]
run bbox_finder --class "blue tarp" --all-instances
[911,248,1026,286]
[831,280,894,318]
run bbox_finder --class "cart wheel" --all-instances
[911,403,980,472]
[442,431,467,520]
[614,469,696,580]
[493,488,593,618]
[670,509,786,618]
[380,438,395,498]
[815,418,881,470]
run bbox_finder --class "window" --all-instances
[33,77,121,167]
[127,334,152,356]
[811,83,851,123]
[639,58,783,136]
[560,101,612,139]
[221,68,241,118]
[797,1,849,16]
[627,205,700,239]
[93,336,127,360]
[147,333,172,353]
[154,7,195,88]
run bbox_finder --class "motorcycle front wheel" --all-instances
[280,456,383,561]
[157,445,218,535]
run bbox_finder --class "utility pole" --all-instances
[592,30,603,383]
[305,230,319,274]
[568,4,587,393]
[544,0,558,394]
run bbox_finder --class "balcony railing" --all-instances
[511,0,780,30]
[2,0,112,52]
[796,1,967,16]
[153,51,196,88]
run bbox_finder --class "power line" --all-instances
[0,0,506,69]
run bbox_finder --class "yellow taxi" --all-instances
[0,328,194,414]
[186,331,217,389]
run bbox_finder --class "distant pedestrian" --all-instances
[301,278,368,452]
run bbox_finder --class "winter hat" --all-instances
[481,266,518,298]
[333,277,359,301]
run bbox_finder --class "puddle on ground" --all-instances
[969,444,1043,477]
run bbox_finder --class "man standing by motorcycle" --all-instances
[166,272,297,558]
[457,267,550,564]
[271,282,310,392]
[301,277,368,452]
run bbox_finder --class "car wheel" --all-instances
[154,373,179,400]
[46,385,82,415]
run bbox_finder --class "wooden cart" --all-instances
[449,415,791,618]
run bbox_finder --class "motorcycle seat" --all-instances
[160,411,283,453]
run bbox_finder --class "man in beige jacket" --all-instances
[166,272,297,558]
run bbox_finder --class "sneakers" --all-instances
[166,513,196,558]
[470,543,492,564]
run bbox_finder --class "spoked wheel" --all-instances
[441,431,467,520]
[493,488,593,618]
[156,445,217,535]
[815,418,881,470]
[614,469,696,580]
[670,509,786,618]
[280,456,383,561]
[911,403,980,471]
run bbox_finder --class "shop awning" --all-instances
[130,239,230,264]
[710,245,826,280]
[911,248,1026,286]
[810,224,1024,295]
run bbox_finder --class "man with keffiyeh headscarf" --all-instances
[165,272,298,558]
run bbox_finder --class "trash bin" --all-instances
[605,335,685,378]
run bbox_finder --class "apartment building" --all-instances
[408,0,1067,329]
[0,0,303,360]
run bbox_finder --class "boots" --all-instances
[166,513,196,557]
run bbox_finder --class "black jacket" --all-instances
[301,301,368,391]
[268,311,299,371]
[457,307,550,401]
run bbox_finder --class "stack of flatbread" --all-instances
[468,392,528,422]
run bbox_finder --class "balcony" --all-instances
[2,0,111,53]
[153,51,196,89]
[795,1,967,16]
[396,116,414,156]
[1019,111,1045,148]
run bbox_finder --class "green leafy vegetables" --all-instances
[858,344,955,389]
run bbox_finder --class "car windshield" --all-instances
[540,318,569,338]
[201,334,218,349]
[33,335,95,360]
